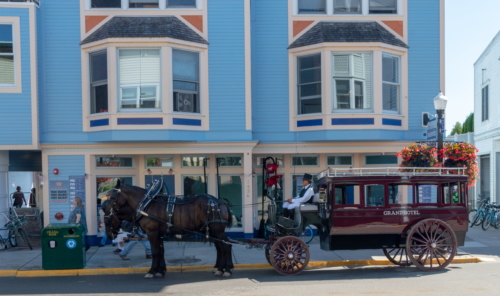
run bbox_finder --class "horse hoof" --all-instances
[212,268,218,274]
[144,273,154,279]
[214,271,223,277]
[222,272,232,278]
[154,273,164,278]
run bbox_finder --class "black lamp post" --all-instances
[433,92,448,162]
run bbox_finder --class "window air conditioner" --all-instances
[177,93,194,113]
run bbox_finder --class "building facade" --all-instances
[0,0,444,242]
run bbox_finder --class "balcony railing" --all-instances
[0,0,39,5]
[317,167,467,179]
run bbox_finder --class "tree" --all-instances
[450,122,462,136]
[462,113,474,133]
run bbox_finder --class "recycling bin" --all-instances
[42,223,86,270]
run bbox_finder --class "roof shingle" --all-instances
[81,16,208,45]
[289,22,408,49]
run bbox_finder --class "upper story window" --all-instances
[91,0,121,8]
[298,0,326,14]
[382,54,400,113]
[369,0,397,14]
[298,54,322,115]
[90,51,108,114]
[0,24,14,87]
[333,53,372,111]
[167,0,196,8]
[173,49,200,113]
[118,49,161,110]
[334,0,362,14]
[129,0,159,8]
[482,85,489,121]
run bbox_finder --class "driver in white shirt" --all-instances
[283,173,315,219]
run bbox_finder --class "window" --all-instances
[417,184,438,204]
[442,183,460,204]
[217,157,242,167]
[365,184,384,207]
[292,156,318,166]
[173,49,200,113]
[382,54,400,112]
[91,0,121,8]
[119,49,160,110]
[327,156,352,166]
[256,156,284,167]
[96,156,134,168]
[146,156,174,168]
[389,184,413,205]
[183,175,207,195]
[369,0,397,14]
[129,0,159,8]
[167,0,196,8]
[480,155,490,198]
[482,85,489,121]
[298,0,326,14]
[0,24,14,86]
[90,51,108,114]
[219,175,243,228]
[298,54,322,114]
[334,0,362,14]
[333,53,372,111]
[182,155,208,167]
[334,184,360,206]
[365,155,398,165]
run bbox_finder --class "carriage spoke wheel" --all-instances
[382,247,413,266]
[270,236,310,276]
[406,219,457,271]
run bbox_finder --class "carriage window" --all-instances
[442,182,460,204]
[417,184,438,204]
[388,184,413,205]
[334,184,360,206]
[364,184,385,207]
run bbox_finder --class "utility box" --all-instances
[42,224,86,270]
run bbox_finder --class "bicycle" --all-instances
[482,204,500,230]
[470,197,490,228]
[0,213,32,250]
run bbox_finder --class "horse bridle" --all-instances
[104,188,134,238]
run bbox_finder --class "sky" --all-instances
[445,0,500,132]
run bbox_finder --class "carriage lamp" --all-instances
[433,92,448,162]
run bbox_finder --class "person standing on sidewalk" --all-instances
[119,226,152,260]
[68,197,90,251]
[12,186,26,208]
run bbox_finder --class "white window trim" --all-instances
[482,84,489,122]
[0,18,22,93]
[326,154,354,167]
[291,155,320,167]
[145,155,175,169]
[86,0,202,10]
[293,0,402,16]
[363,153,399,167]
[382,52,401,114]
[181,155,210,168]
[95,156,136,169]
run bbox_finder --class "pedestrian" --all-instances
[12,186,26,208]
[119,226,152,260]
[68,197,90,251]
[29,188,37,208]
[112,221,131,254]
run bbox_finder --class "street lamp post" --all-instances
[433,92,448,163]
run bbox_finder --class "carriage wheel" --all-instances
[406,219,457,271]
[270,236,310,276]
[265,243,272,265]
[382,247,413,266]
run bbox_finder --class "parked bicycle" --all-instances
[482,203,500,230]
[469,196,490,228]
[0,212,32,250]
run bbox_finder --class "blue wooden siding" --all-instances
[207,0,246,131]
[0,8,32,145]
[48,155,85,224]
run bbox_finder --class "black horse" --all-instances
[104,180,234,278]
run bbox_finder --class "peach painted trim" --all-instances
[382,21,403,37]
[181,15,203,33]
[293,20,314,37]
[85,16,108,33]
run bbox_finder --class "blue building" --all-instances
[0,0,444,242]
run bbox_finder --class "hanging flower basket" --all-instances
[396,144,437,171]
[441,143,479,188]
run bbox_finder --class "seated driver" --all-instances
[283,173,314,219]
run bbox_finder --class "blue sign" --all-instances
[427,118,445,141]
[66,239,77,249]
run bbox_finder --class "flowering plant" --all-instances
[397,144,437,169]
[441,143,479,187]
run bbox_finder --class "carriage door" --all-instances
[145,175,175,195]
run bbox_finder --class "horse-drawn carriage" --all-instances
[104,166,468,278]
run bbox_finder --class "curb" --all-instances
[0,257,485,277]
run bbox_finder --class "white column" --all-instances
[121,0,128,9]
[0,151,9,237]
[243,151,253,236]
[159,0,167,9]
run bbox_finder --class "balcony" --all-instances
[0,0,39,5]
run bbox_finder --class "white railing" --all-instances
[317,167,467,178]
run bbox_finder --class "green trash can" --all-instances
[42,223,86,270]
